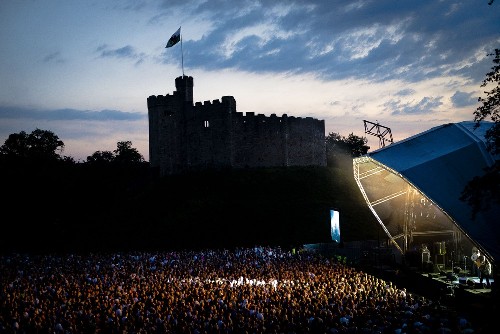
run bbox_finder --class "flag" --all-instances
[165,27,181,48]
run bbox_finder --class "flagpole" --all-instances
[181,30,185,77]
[165,26,184,76]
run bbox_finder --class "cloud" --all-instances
[386,96,443,115]
[151,0,497,84]
[43,51,65,64]
[451,90,478,108]
[0,106,145,121]
[395,88,415,96]
[96,44,146,65]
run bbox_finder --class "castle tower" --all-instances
[175,75,193,104]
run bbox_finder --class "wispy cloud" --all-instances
[0,106,145,121]
[43,51,65,64]
[386,96,444,115]
[151,0,497,84]
[395,89,415,97]
[451,90,478,108]
[96,44,146,65]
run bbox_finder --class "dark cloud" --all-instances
[43,51,65,64]
[451,91,478,108]
[395,89,415,97]
[155,0,498,83]
[0,106,145,121]
[98,45,135,58]
[386,96,443,115]
[97,44,146,64]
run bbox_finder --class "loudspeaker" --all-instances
[434,241,446,255]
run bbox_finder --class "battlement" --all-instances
[147,94,172,107]
[193,96,236,114]
[148,76,326,175]
[231,112,324,127]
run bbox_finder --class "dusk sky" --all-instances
[1,0,499,161]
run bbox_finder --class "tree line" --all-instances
[0,129,146,166]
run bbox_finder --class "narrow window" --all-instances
[204,120,210,128]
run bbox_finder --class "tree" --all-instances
[114,141,145,165]
[344,133,371,157]
[86,150,115,164]
[326,132,369,157]
[325,132,370,167]
[27,128,65,160]
[0,131,29,158]
[0,128,65,161]
[473,48,500,154]
[86,141,145,166]
[461,49,500,217]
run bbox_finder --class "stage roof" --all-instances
[366,121,499,264]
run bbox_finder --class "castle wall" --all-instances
[232,112,287,168]
[148,76,326,176]
[287,116,326,166]
[184,98,235,170]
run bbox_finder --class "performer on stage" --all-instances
[470,247,481,277]
[477,255,492,288]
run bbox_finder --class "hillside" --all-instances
[1,162,381,253]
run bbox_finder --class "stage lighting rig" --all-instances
[363,120,394,148]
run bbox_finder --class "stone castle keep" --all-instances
[148,76,326,175]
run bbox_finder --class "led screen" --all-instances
[330,209,340,243]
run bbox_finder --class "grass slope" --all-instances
[1,162,381,253]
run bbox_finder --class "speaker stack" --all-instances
[434,241,446,255]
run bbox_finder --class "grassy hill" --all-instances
[1,160,381,253]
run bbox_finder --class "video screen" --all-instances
[330,209,340,243]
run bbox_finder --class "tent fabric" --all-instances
[367,121,499,264]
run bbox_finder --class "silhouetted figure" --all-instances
[478,254,492,288]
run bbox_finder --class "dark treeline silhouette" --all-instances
[325,132,370,168]
[0,129,380,254]
[461,48,500,218]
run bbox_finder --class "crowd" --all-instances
[1,246,478,334]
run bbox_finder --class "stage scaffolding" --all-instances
[353,156,474,270]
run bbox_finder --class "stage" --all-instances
[368,263,494,303]
[422,270,494,294]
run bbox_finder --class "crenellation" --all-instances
[148,76,326,175]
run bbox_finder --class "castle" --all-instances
[148,76,326,175]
